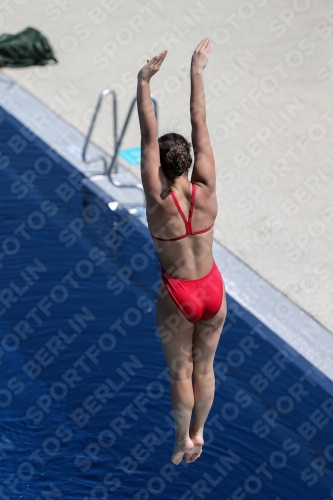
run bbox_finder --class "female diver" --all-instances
[137,38,226,465]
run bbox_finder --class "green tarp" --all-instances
[0,27,57,68]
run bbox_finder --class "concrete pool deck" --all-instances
[1,0,333,335]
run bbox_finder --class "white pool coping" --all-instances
[1,73,332,393]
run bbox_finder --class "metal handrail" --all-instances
[82,88,158,207]
[107,95,158,196]
[82,88,117,174]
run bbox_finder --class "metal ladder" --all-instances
[82,88,158,204]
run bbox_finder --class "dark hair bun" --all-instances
[158,133,192,182]
[165,144,191,176]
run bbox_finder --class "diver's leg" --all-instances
[186,279,227,462]
[156,280,196,465]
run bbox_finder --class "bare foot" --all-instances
[172,437,194,465]
[184,432,204,463]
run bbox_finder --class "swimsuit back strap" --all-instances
[169,183,195,234]
[191,224,214,235]
[188,183,195,232]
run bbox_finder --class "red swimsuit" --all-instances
[150,183,224,323]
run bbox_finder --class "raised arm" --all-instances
[137,51,167,198]
[190,39,215,193]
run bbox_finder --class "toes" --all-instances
[190,452,202,462]
[172,453,184,465]
[184,447,202,463]
[190,449,202,461]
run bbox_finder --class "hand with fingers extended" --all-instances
[191,38,212,75]
[138,50,168,82]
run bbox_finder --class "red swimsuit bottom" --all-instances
[161,259,224,323]
[150,183,224,323]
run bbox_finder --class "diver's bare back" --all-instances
[147,182,218,279]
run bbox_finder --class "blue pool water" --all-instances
[0,106,333,499]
